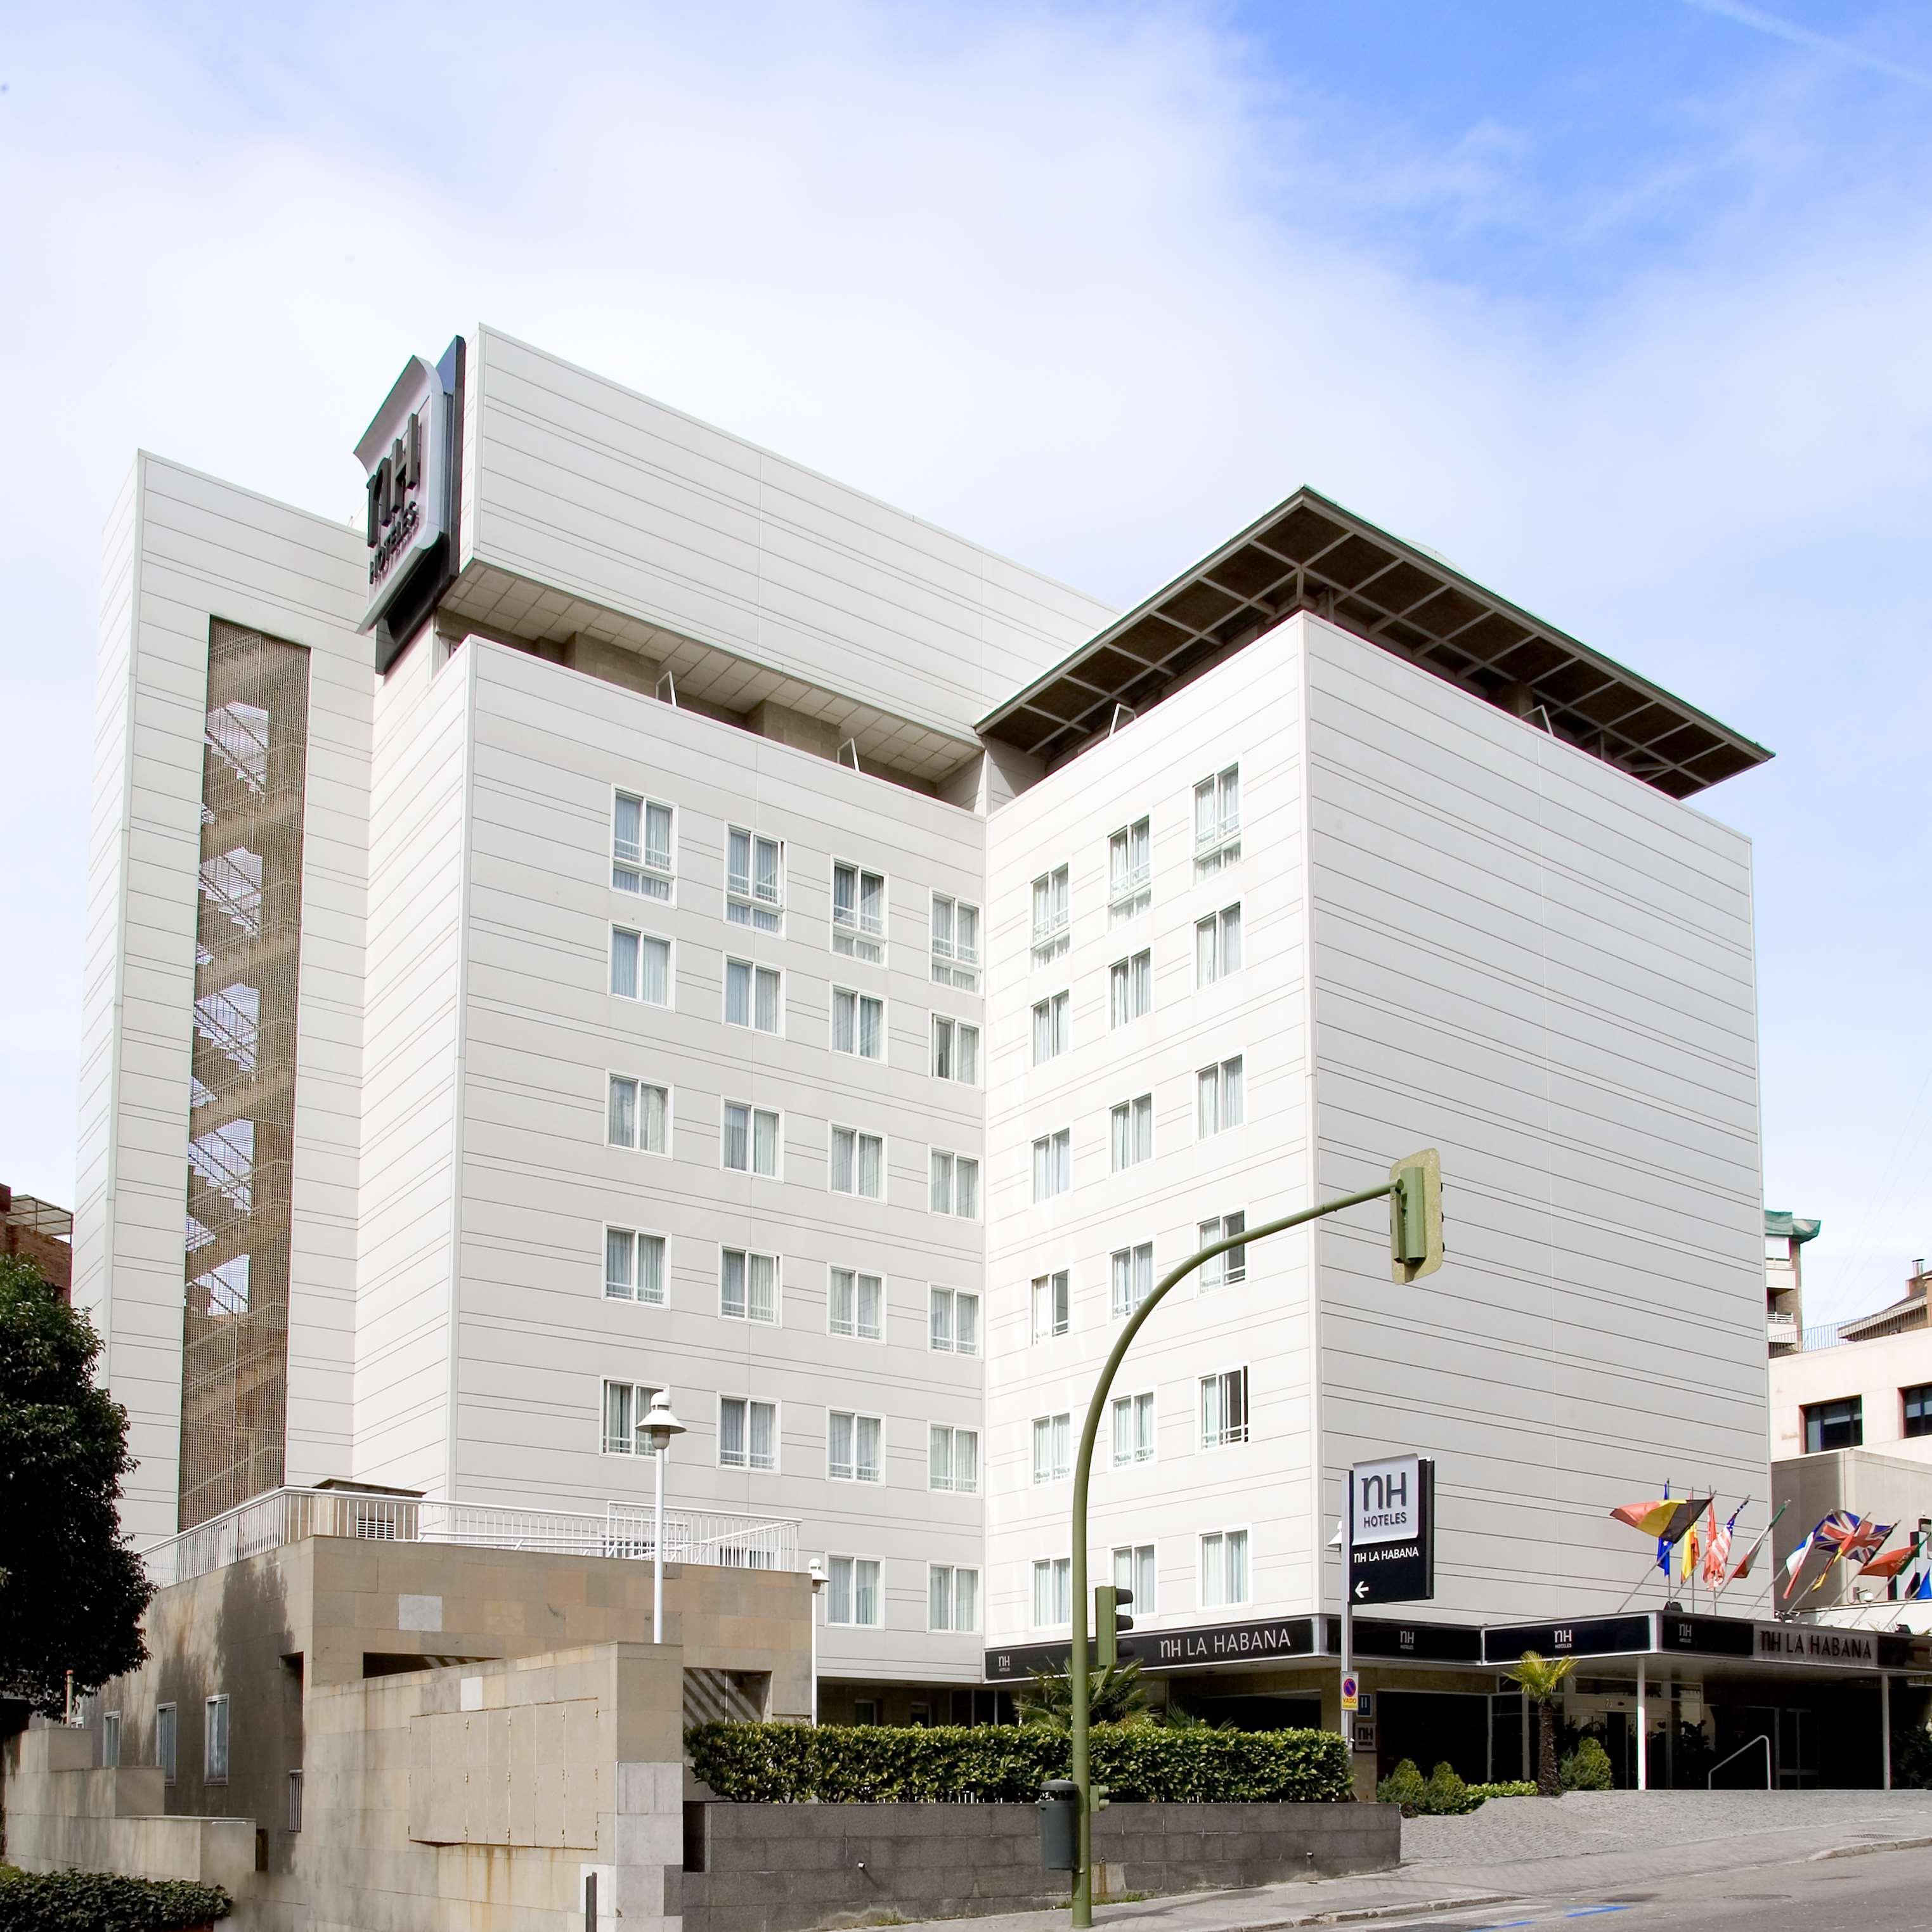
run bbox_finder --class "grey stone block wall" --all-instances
[679,1800,1399,1932]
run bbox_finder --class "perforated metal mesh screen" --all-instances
[178,619,309,1529]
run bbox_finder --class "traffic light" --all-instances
[1094,1585,1135,1668]
[1389,1148,1443,1283]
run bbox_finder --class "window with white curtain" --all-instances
[608,1075,669,1153]
[611,927,671,1004]
[1110,1094,1153,1170]
[613,793,675,900]
[930,1151,980,1217]
[720,1396,778,1471]
[828,1410,883,1482]
[832,861,886,963]
[1030,865,1070,965]
[1198,1212,1248,1290]
[930,893,980,990]
[827,1555,881,1626]
[1031,990,1069,1064]
[725,959,781,1032]
[928,1424,980,1493]
[928,1564,980,1632]
[723,1103,779,1175]
[1032,1411,1072,1484]
[1031,1270,1070,1341]
[1200,1528,1250,1607]
[1193,765,1241,875]
[1196,904,1243,985]
[1108,817,1150,923]
[1110,1242,1153,1318]
[1200,1366,1250,1448]
[929,1286,980,1354]
[721,1248,780,1324]
[1108,950,1151,1028]
[1111,1389,1155,1466]
[102,1711,121,1768]
[931,1015,979,1083]
[605,1228,666,1304]
[1114,1543,1157,1612]
[1195,1056,1245,1137]
[157,1705,177,1781]
[1032,1556,1071,1627]
[204,1695,230,1784]
[832,988,885,1060]
[726,827,784,931]
[1032,1129,1072,1202]
[829,1267,883,1340]
[602,1380,664,1455]
[831,1127,884,1198]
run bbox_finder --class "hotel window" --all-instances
[829,1267,883,1340]
[611,927,671,1004]
[1193,764,1241,875]
[831,1126,884,1199]
[1196,1056,1245,1137]
[930,1150,980,1218]
[722,1103,779,1176]
[1032,1270,1070,1341]
[833,987,885,1060]
[720,1396,779,1472]
[1108,950,1151,1028]
[929,1564,980,1633]
[720,1248,780,1325]
[1112,1390,1155,1466]
[931,893,980,990]
[828,1410,883,1483]
[1114,1543,1157,1613]
[1110,1094,1153,1171]
[1200,1529,1250,1608]
[602,1380,665,1455]
[1196,903,1242,985]
[1905,1385,1932,1439]
[853,1699,881,1724]
[1108,817,1150,923]
[608,1075,669,1153]
[1201,1367,1250,1448]
[1110,1243,1153,1318]
[1032,990,1070,1065]
[827,1555,883,1626]
[605,1228,667,1305]
[833,862,886,963]
[1803,1395,1863,1453]
[929,1286,980,1355]
[157,1704,177,1782]
[1032,1555,1072,1627]
[725,959,781,1033]
[726,827,784,931]
[102,1711,120,1768]
[929,1424,980,1494]
[1032,1412,1072,1484]
[931,1015,980,1083]
[1032,1129,1072,1202]
[204,1695,229,1784]
[1031,865,1070,966]
[613,793,674,899]
[1198,1212,1247,1291]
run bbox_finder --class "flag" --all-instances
[1678,1519,1700,1587]
[1856,1531,1922,1581]
[1610,1499,1678,1536]
[1702,1502,1734,1588]
[1725,1503,1787,1587]
[1607,1493,1709,1552]
[1779,1514,1841,1599]
[1806,1514,1892,1595]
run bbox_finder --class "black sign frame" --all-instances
[1349,1456,1435,1606]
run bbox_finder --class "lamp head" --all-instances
[643,1389,686,1454]
[808,1557,827,1593]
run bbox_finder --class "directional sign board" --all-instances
[1348,1455,1434,1606]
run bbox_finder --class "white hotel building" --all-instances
[80,325,1871,1777]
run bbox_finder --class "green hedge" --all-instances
[685,1722,1352,1803]
[0,1869,231,1931]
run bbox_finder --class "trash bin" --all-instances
[1037,1778,1079,1871]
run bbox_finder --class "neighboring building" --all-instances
[1764,1208,1819,1354]
[2,1183,73,1299]
[1771,1261,1932,1467]
[77,325,1913,1793]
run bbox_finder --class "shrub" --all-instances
[1375,1758,1427,1815]
[1560,1737,1614,1792]
[0,1869,231,1930]
[1423,1761,1474,1815]
[1466,1780,1538,1802]
[685,1722,1353,1804]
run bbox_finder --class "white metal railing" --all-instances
[141,1487,800,1591]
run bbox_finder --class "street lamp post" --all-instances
[808,1559,826,1723]
[643,1391,687,1645]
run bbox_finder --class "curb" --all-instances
[1200,1896,1514,1929]
[1808,1833,1932,1862]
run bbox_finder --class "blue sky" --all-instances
[3,1,1928,1322]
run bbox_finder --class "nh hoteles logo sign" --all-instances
[354,342,460,644]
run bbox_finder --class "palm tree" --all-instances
[1503,1650,1576,1796]
[1018,1658,1150,1728]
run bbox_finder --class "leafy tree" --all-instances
[1503,1649,1576,1796]
[0,1255,153,1716]
[1375,1757,1427,1814]
[1425,1759,1474,1813]
[1017,1657,1150,1728]
[1560,1735,1614,1791]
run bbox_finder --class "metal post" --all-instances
[1340,1473,1353,1768]
[1635,1657,1647,1790]
[652,1434,667,1645]
[1882,1671,1892,1790]
[1066,1181,1394,1930]
[810,1583,820,1725]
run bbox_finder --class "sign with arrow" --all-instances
[1348,1455,1434,1606]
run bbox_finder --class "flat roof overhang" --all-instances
[976,488,1772,801]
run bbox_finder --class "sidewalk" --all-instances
[882,1791,1932,1932]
